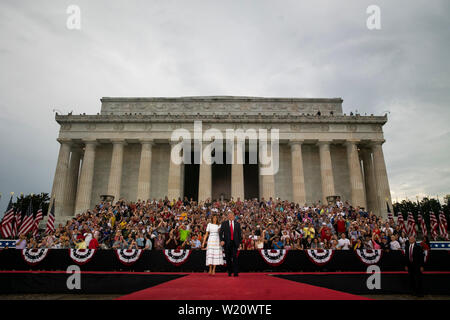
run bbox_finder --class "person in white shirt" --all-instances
[337,233,351,250]
[389,235,401,250]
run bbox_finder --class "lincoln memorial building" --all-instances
[50,96,392,224]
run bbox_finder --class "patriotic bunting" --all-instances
[21,248,49,265]
[259,249,288,266]
[69,249,96,264]
[355,249,382,265]
[306,249,334,266]
[163,249,191,266]
[116,249,143,265]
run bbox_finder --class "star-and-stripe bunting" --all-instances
[0,196,14,238]
[397,212,407,234]
[18,198,34,236]
[430,212,439,241]
[417,213,427,238]
[407,212,417,237]
[46,199,55,234]
[33,203,43,237]
[438,212,449,240]
[429,241,450,249]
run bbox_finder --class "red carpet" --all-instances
[117,273,370,300]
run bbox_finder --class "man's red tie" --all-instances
[230,221,234,241]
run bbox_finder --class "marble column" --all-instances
[345,140,366,208]
[107,139,125,202]
[361,148,378,215]
[372,140,392,218]
[231,141,245,201]
[74,140,97,214]
[63,147,82,217]
[136,139,154,202]
[260,143,275,200]
[198,143,212,202]
[50,138,72,218]
[289,140,306,205]
[318,141,335,205]
[167,141,183,201]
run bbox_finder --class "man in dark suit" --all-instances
[404,235,425,297]
[219,211,242,277]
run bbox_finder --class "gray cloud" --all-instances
[1,0,449,213]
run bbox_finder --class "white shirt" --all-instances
[390,240,401,250]
[337,238,351,250]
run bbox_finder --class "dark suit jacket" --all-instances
[404,241,424,270]
[219,220,242,247]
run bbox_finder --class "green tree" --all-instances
[13,193,50,215]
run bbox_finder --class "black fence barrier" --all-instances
[0,249,449,272]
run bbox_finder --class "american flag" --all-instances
[438,212,449,240]
[18,198,34,236]
[430,212,439,240]
[417,213,428,238]
[407,212,417,237]
[387,211,394,225]
[33,202,43,237]
[397,212,407,234]
[0,196,15,238]
[46,199,55,234]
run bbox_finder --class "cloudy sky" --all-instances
[0,0,449,213]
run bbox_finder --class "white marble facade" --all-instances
[50,96,392,224]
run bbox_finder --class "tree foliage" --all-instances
[12,193,50,216]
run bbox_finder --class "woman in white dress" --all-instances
[202,215,224,275]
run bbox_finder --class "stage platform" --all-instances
[1,270,449,298]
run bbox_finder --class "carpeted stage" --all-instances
[1,270,449,299]
[1,249,449,299]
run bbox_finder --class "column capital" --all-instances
[344,140,361,147]
[110,138,127,145]
[369,139,385,146]
[288,139,304,147]
[82,139,98,146]
[140,139,154,145]
[57,138,73,145]
[317,140,332,149]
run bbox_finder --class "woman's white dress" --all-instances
[206,223,224,266]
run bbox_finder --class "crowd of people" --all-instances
[18,196,430,251]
